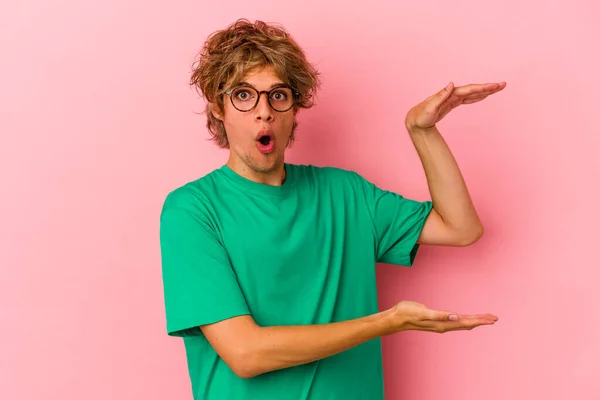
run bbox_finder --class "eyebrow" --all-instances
[238,81,288,89]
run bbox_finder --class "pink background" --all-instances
[2,1,599,399]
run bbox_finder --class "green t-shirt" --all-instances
[160,163,432,399]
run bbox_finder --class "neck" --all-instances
[226,156,287,186]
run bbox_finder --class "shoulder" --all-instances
[160,169,223,217]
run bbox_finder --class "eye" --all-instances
[235,89,253,101]
[270,90,288,101]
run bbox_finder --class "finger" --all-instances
[419,319,493,333]
[451,92,493,106]
[453,82,505,97]
[444,317,497,332]
[461,313,499,321]
[487,82,507,95]
[440,82,505,109]
[464,84,505,100]
[428,313,498,327]
[420,312,499,332]
[462,96,488,105]
[432,82,455,111]
[455,317,498,328]
[438,89,487,111]
[444,323,487,332]
[457,82,501,96]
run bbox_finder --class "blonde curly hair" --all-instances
[190,18,322,148]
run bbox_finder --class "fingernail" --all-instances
[445,82,453,91]
[448,314,458,321]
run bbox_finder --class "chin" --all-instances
[242,154,282,174]
[256,159,282,173]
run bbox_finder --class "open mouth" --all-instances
[258,135,271,145]
[256,132,275,153]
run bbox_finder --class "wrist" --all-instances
[379,308,406,335]
[407,124,439,137]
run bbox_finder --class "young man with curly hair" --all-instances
[160,18,505,400]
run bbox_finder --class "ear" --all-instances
[210,103,224,121]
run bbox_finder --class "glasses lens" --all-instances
[231,87,258,111]
[268,88,294,111]
[230,87,295,111]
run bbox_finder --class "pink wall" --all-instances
[2,1,598,399]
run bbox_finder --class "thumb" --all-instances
[443,81,454,93]
[438,81,454,99]
[431,82,454,111]
[428,310,459,321]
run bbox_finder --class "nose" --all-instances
[254,92,274,121]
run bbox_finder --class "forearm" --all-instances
[408,125,482,236]
[242,310,395,377]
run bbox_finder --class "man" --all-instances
[160,18,504,400]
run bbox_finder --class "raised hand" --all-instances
[389,300,498,334]
[405,81,507,132]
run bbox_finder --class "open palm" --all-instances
[392,300,498,333]
[405,81,507,131]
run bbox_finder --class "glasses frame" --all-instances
[224,84,300,113]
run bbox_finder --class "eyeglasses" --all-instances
[224,84,299,112]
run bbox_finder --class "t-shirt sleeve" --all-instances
[160,206,250,337]
[355,173,433,266]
